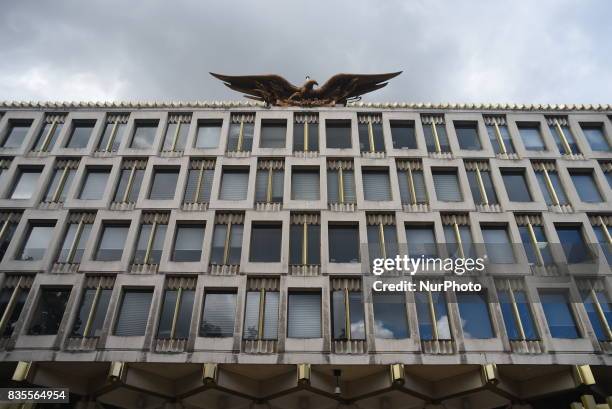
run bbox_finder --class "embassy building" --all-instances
[0,99,611,409]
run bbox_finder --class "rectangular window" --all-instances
[390,120,416,149]
[485,116,515,154]
[331,285,365,340]
[548,117,580,155]
[326,120,351,149]
[327,162,356,204]
[210,220,243,265]
[219,168,249,200]
[18,223,55,261]
[289,216,320,265]
[0,276,32,337]
[328,224,360,263]
[443,218,475,259]
[133,217,168,264]
[200,291,236,337]
[498,284,538,341]
[293,114,319,152]
[71,279,112,338]
[57,215,93,264]
[534,164,568,206]
[130,120,158,149]
[415,290,451,340]
[518,223,553,266]
[79,168,110,200]
[28,287,71,335]
[162,114,190,152]
[432,170,462,202]
[482,225,515,264]
[372,292,408,339]
[97,114,128,152]
[32,114,65,152]
[287,291,321,338]
[291,168,320,200]
[501,169,532,202]
[517,123,545,151]
[67,120,95,149]
[227,113,254,152]
[114,289,153,336]
[260,119,286,148]
[362,169,392,201]
[580,286,611,341]
[149,168,179,200]
[10,168,42,200]
[422,116,450,153]
[555,225,592,264]
[406,224,437,258]
[157,278,195,339]
[195,120,222,149]
[255,161,283,203]
[249,223,282,262]
[184,160,214,204]
[172,224,205,262]
[113,160,146,203]
[367,220,398,261]
[581,123,610,152]
[2,119,32,148]
[44,160,78,203]
[539,290,580,339]
[243,283,279,340]
[457,292,494,339]
[570,170,602,203]
[466,164,498,205]
[358,114,384,153]
[95,224,129,261]
[592,218,612,264]
[397,161,427,205]
[454,121,481,150]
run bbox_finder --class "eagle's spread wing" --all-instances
[315,72,402,104]
[210,73,299,104]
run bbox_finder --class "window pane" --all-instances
[185,169,214,203]
[581,291,612,341]
[67,121,95,149]
[28,288,71,335]
[72,288,111,337]
[210,224,227,264]
[33,122,63,151]
[260,120,286,148]
[173,225,204,262]
[0,287,30,337]
[343,170,356,203]
[550,124,579,154]
[227,122,254,151]
[391,120,416,149]
[349,291,365,339]
[373,293,408,339]
[332,291,347,339]
[498,290,538,340]
[502,170,532,202]
[263,291,279,339]
[487,124,515,154]
[457,292,493,339]
[11,170,41,199]
[134,224,167,264]
[423,123,450,152]
[416,291,451,340]
[44,168,75,202]
[162,122,188,151]
[292,169,320,200]
[243,291,260,340]
[80,170,110,200]
[518,124,545,151]
[114,290,153,336]
[149,169,179,200]
[358,123,384,152]
[406,225,437,258]
[130,121,158,149]
[536,171,568,205]
[229,224,243,264]
[519,225,553,265]
[249,224,282,262]
[219,169,249,200]
[201,292,236,337]
[539,291,579,339]
[362,170,392,201]
[482,226,515,264]
[2,121,31,148]
[581,124,610,152]
[555,225,592,264]
[467,170,498,205]
[570,172,602,203]
[0,222,17,261]
[96,225,129,261]
[455,122,481,150]
[288,292,321,338]
[433,171,462,202]
[98,122,126,152]
[196,120,222,148]
[329,225,360,263]
[326,120,351,149]
[19,224,55,261]
[58,223,92,263]
[444,225,475,259]
[594,225,612,264]
[157,289,194,339]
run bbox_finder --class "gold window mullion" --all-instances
[598,217,612,246]
[303,122,309,152]
[507,282,527,341]
[170,287,183,339]
[51,166,70,202]
[452,222,465,259]
[258,289,266,340]
[367,120,375,152]
[0,219,11,243]
[0,277,22,335]
[105,120,119,152]
[237,120,244,152]
[406,167,417,205]
[82,284,102,337]
[40,120,58,152]
[344,288,351,341]
[474,167,489,205]
[170,121,181,152]
[143,222,158,264]
[66,218,85,264]
[541,169,560,206]
[223,223,232,265]
[493,122,507,155]
[431,123,442,153]
[427,291,439,341]
[194,165,205,203]
[302,222,308,266]
[589,288,612,341]
[554,120,572,155]
[525,222,545,266]
[266,168,273,203]
[378,223,387,259]
[338,167,345,204]
[122,164,137,203]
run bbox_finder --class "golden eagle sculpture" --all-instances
[210,71,402,107]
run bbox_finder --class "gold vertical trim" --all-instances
[51,166,70,202]
[407,167,417,204]
[105,121,119,152]
[170,287,183,339]
[554,120,572,155]
[427,290,439,341]
[431,123,441,153]
[344,288,351,341]
[122,164,137,203]
[453,222,465,259]
[598,216,612,246]
[237,120,244,152]
[83,284,101,337]
[223,223,232,265]
[474,167,489,205]
[367,119,375,152]
[143,222,157,264]
[303,122,309,152]
[378,223,387,259]
[338,167,345,204]
[542,169,560,206]
[590,288,612,341]
[302,223,308,265]
[266,168,273,203]
[0,278,22,335]
[507,282,526,340]
[194,165,205,203]
[40,120,58,152]
[258,289,265,339]
[0,220,9,244]
[526,222,545,266]
[66,218,85,263]
[170,122,181,152]
[493,122,507,154]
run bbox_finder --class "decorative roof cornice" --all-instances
[0,100,610,112]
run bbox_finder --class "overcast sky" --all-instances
[0,0,610,104]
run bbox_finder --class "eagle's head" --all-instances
[304,79,318,90]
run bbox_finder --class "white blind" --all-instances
[184,169,214,203]
[201,293,236,337]
[327,171,339,203]
[433,171,462,202]
[263,291,279,339]
[243,291,260,339]
[343,170,356,203]
[292,170,319,200]
[114,290,153,336]
[220,170,249,200]
[363,171,391,201]
[288,292,321,338]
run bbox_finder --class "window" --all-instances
[518,222,553,266]
[362,169,392,201]
[157,279,195,339]
[422,116,450,153]
[149,168,179,200]
[130,120,158,149]
[293,114,319,152]
[457,292,493,339]
[255,161,283,203]
[67,120,95,149]
[195,120,222,149]
[57,216,93,264]
[390,120,416,149]
[358,114,384,153]
[443,217,475,259]
[466,164,498,205]
[79,168,110,200]
[327,162,356,204]
[28,287,71,335]
[291,168,319,200]
[501,169,532,202]
[260,119,286,148]
[32,114,65,152]
[133,217,168,264]
[114,289,153,336]
[432,170,462,202]
[406,225,437,258]
[162,114,190,152]
[331,282,365,340]
[326,120,351,149]
[227,113,254,152]
[2,119,31,148]
[210,220,243,265]
[249,223,282,262]
[71,279,112,338]
[534,164,568,206]
[243,280,279,340]
[367,219,398,261]
[497,284,538,340]
[287,291,321,338]
[570,171,602,203]
[184,160,214,204]
[44,160,78,203]
[18,223,55,261]
[485,116,515,154]
[517,123,545,151]
[97,114,128,152]
[289,216,320,265]
[579,286,611,341]
[481,225,515,264]
[172,224,205,262]
[0,276,32,337]
[548,117,580,155]
[328,224,360,263]
[95,224,129,261]
[555,225,592,264]
[372,292,408,339]
[415,290,451,340]
[200,291,236,337]
[454,121,481,150]
[113,160,146,203]
[219,168,249,200]
[397,161,427,205]
[10,168,42,199]
[592,218,612,264]
[0,214,18,261]
[539,290,580,339]
[581,123,610,152]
